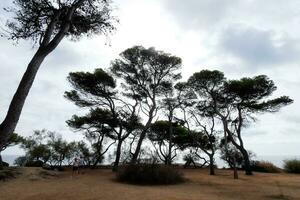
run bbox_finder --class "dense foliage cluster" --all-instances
[284,159,300,174]
[116,163,184,185]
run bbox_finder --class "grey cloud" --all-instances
[218,26,300,67]
[163,0,237,29]
[163,0,300,33]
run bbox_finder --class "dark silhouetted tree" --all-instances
[0,0,116,150]
[65,68,141,170]
[190,114,219,175]
[20,129,78,167]
[111,46,182,164]
[187,70,293,175]
[0,133,24,169]
[148,120,187,165]
[156,82,189,165]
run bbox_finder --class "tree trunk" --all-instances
[209,155,215,175]
[230,136,252,175]
[113,139,123,172]
[0,8,72,149]
[167,119,173,166]
[0,153,3,170]
[131,106,156,164]
[233,156,239,179]
[223,123,253,176]
[131,129,148,164]
[0,41,65,150]
[92,155,102,169]
[240,148,252,175]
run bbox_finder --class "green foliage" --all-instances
[47,133,77,166]
[65,68,117,107]
[148,121,188,164]
[20,130,80,167]
[111,46,182,100]
[251,161,281,173]
[187,70,293,175]
[219,142,244,168]
[284,159,300,174]
[14,156,27,167]
[188,70,225,92]
[174,130,215,152]
[67,108,116,132]
[149,121,188,143]
[5,0,116,43]
[0,133,24,152]
[225,75,293,112]
[25,160,44,167]
[65,66,143,168]
[117,164,184,185]
[1,161,9,167]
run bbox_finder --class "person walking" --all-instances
[72,157,80,177]
[79,156,85,174]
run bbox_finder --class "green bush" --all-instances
[251,161,281,173]
[1,161,9,167]
[284,159,300,174]
[14,156,27,166]
[25,160,44,167]
[117,164,185,185]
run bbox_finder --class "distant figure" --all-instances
[72,157,80,177]
[79,156,85,174]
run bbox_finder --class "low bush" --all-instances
[0,168,21,181]
[14,156,27,166]
[284,159,300,174]
[1,161,9,167]
[251,161,281,173]
[25,160,44,167]
[117,164,185,185]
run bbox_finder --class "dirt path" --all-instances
[0,168,300,200]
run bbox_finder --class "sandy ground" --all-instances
[0,167,300,200]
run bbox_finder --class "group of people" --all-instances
[72,156,85,176]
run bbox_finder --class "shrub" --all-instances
[251,161,281,173]
[284,159,300,174]
[1,161,9,167]
[14,156,27,166]
[0,170,15,181]
[117,164,185,185]
[25,160,44,167]
[0,168,21,181]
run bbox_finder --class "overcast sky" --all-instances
[0,0,300,156]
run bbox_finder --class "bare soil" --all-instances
[0,167,300,200]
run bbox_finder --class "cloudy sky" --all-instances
[0,0,300,156]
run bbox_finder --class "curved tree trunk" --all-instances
[209,154,215,175]
[0,153,3,170]
[113,139,123,172]
[230,140,252,175]
[240,147,252,175]
[230,137,252,175]
[0,4,74,150]
[131,105,156,164]
[167,118,173,166]
[92,155,103,169]
[0,48,49,149]
[223,120,253,176]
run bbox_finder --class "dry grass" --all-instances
[0,167,300,200]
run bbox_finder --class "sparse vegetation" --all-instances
[0,167,21,181]
[251,161,281,173]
